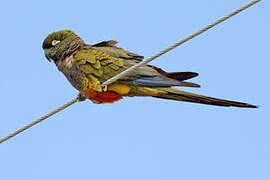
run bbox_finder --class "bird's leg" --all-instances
[102,85,108,92]
[77,92,86,102]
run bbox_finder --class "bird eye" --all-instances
[52,40,61,46]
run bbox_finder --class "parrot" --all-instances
[42,30,257,108]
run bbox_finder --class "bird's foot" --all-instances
[102,85,108,92]
[77,93,86,102]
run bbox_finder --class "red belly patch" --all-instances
[85,89,123,103]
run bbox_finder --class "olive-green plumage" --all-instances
[42,30,257,108]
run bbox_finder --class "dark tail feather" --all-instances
[179,82,200,88]
[154,88,257,108]
[166,72,199,81]
[149,65,199,81]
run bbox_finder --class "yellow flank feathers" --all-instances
[108,83,131,95]
[81,76,102,92]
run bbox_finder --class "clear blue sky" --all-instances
[0,0,269,179]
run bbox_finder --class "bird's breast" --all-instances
[56,56,85,91]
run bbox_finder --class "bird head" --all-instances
[42,30,84,62]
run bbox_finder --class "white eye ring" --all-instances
[52,40,61,46]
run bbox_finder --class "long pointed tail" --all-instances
[154,88,257,108]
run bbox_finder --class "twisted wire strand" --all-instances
[0,0,260,144]
[0,98,78,144]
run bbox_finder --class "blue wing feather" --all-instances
[133,76,190,87]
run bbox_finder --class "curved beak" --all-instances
[44,49,51,62]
